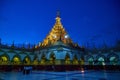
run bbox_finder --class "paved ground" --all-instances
[0,70,120,80]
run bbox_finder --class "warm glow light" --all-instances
[14,57,19,61]
[81,68,84,73]
[81,70,84,73]
[65,34,69,38]
[54,35,57,38]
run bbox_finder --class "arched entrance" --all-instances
[96,55,106,65]
[0,53,10,65]
[12,55,21,65]
[107,53,119,65]
[88,57,94,65]
[86,55,94,65]
[23,55,31,65]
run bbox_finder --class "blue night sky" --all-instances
[0,0,120,47]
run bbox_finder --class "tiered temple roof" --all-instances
[36,13,81,49]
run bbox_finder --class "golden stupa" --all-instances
[38,12,75,48]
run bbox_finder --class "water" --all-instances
[0,70,120,80]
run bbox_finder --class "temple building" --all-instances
[34,13,84,65]
[0,13,120,66]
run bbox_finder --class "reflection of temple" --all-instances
[0,13,120,66]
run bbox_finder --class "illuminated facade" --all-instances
[0,13,120,66]
[34,14,84,65]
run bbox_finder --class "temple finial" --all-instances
[56,10,60,17]
[55,10,61,22]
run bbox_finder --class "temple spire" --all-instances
[56,10,60,17]
[38,12,74,47]
[55,11,61,25]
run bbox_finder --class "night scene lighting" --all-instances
[0,0,120,80]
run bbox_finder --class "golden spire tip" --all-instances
[56,10,60,17]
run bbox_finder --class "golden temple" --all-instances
[36,12,78,48]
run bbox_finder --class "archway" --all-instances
[88,57,94,65]
[96,55,106,65]
[23,55,31,65]
[0,54,10,65]
[86,55,94,65]
[12,55,21,65]
[108,53,119,65]
[97,57,105,65]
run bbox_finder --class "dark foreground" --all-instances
[0,70,120,80]
[0,65,120,71]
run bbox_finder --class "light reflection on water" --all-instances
[0,70,120,80]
